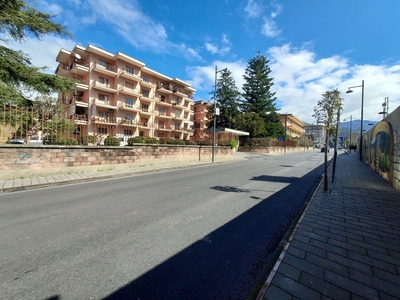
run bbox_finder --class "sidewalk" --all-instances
[258,152,400,299]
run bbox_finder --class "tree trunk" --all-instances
[323,129,329,191]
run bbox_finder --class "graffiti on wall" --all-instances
[365,121,391,182]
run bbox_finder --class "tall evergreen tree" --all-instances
[0,0,75,105]
[240,52,284,138]
[209,69,240,129]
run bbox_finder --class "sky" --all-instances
[5,0,400,124]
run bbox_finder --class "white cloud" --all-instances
[204,35,231,56]
[205,43,218,54]
[261,18,281,38]
[270,2,283,18]
[244,0,262,18]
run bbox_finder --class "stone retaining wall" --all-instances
[0,145,233,180]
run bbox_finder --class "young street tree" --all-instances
[240,52,284,138]
[0,0,75,105]
[313,89,344,191]
[209,69,241,129]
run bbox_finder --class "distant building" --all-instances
[192,100,211,142]
[279,114,306,138]
[305,124,326,146]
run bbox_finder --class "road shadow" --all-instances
[102,163,324,300]
[210,185,251,193]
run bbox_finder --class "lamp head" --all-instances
[346,89,353,94]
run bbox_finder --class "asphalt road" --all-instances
[0,151,329,300]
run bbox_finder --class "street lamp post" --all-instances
[212,66,227,163]
[346,80,364,161]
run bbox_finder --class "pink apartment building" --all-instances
[55,44,196,144]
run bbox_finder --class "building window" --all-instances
[142,75,149,82]
[124,113,133,120]
[98,111,108,118]
[159,120,165,129]
[125,81,135,90]
[125,65,134,75]
[175,109,180,116]
[160,95,166,102]
[125,97,133,108]
[99,59,111,70]
[141,104,149,112]
[124,129,133,136]
[99,76,109,86]
[97,127,107,134]
[139,131,145,137]
[159,107,165,115]
[98,94,109,104]
[142,118,148,126]
[142,89,149,97]
[175,122,180,130]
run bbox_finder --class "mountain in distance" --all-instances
[339,120,378,130]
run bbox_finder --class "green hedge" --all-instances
[81,135,97,145]
[104,136,120,146]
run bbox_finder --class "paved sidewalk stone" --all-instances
[261,153,400,300]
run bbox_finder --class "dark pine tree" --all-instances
[240,52,284,138]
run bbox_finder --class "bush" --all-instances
[128,136,146,145]
[245,137,277,147]
[185,140,197,145]
[81,135,97,145]
[43,135,78,145]
[198,139,212,146]
[104,136,120,146]
[145,137,159,144]
[61,137,78,145]
[230,139,237,149]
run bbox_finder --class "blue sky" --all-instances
[6,0,400,124]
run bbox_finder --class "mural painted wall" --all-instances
[365,121,392,182]
[364,105,400,192]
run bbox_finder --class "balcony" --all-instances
[118,119,138,127]
[75,79,89,91]
[118,102,140,112]
[156,82,173,94]
[140,94,154,102]
[71,61,90,75]
[154,111,171,119]
[154,124,171,131]
[138,121,153,129]
[140,79,155,89]
[70,114,88,125]
[93,61,117,77]
[170,125,183,132]
[92,99,117,110]
[173,87,188,98]
[139,107,154,116]
[155,97,172,106]
[118,70,142,83]
[93,81,117,93]
[118,86,141,98]
[91,116,117,125]
[74,96,89,107]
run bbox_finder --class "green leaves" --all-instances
[0,0,74,105]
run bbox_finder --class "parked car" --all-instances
[28,135,43,145]
[7,138,25,144]
[320,147,330,153]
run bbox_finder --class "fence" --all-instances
[1,104,89,145]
